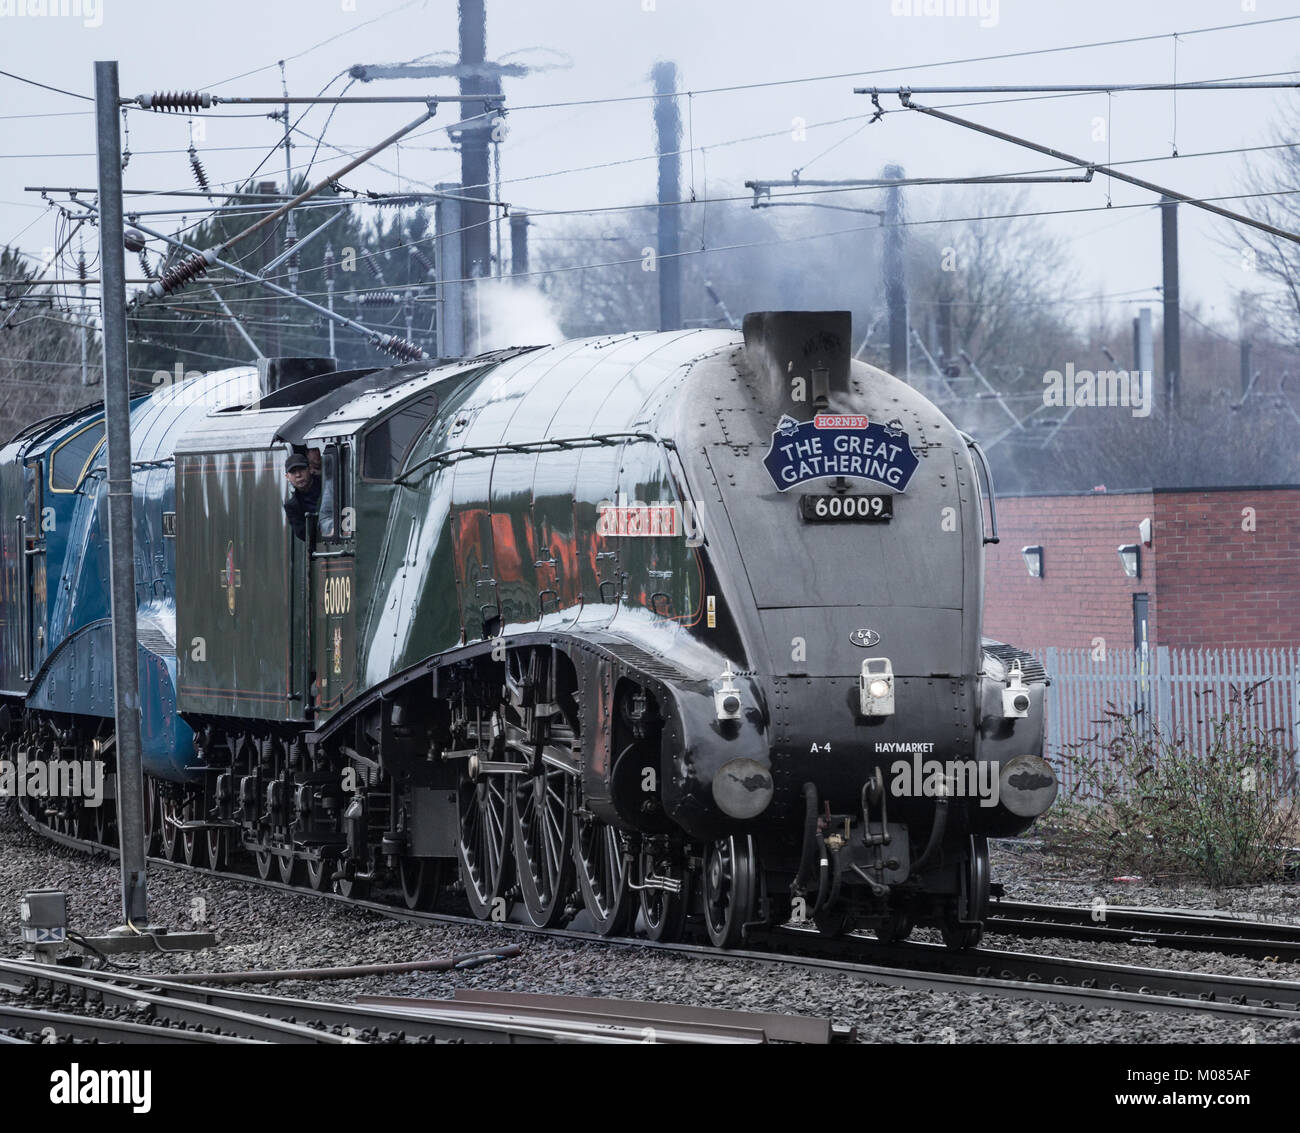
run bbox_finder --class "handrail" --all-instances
[15,516,33,679]
[15,517,26,680]
[961,433,1000,545]
[395,431,673,485]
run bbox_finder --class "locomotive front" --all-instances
[656,311,1057,945]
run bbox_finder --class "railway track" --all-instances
[13,800,1300,1027]
[0,959,831,1044]
[763,927,1300,1019]
[987,898,1300,962]
[0,998,256,1044]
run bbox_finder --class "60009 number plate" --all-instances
[800,494,892,522]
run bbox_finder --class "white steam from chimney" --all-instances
[476,279,563,351]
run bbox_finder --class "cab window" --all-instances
[362,393,438,482]
[49,422,106,493]
[318,443,350,541]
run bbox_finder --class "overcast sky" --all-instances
[2,0,1299,337]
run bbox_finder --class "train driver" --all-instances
[283,450,321,541]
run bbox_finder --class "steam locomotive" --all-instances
[0,310,1056,949]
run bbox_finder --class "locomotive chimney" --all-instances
[257,356,337,396]
[742,310,852,408]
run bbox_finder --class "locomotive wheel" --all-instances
[180,800,206,868]
[68,802,92,841]
[159,797,181,861]
[572,810,633,936]
[702,835,757,949]
[181,827,206,867]
[206,828,228,871]
[638,845,689,943]
[457,772,515,920]
[278,848,301,885]
[254,846,275,880]
[92,799,113,847]
[513,764,574,928]
[305,855,332,892]
[940,835,990,951]
[143,782,160,855]
[398,857,444,911]
[875,910,915,944]
[335,873,370,900]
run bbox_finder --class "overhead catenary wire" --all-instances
[199,0,427,90]
[500,12,1300,113]
[6,9,1299,122]
[104,175,1300,318]
[16,59,1296,255]
[9,12,1300,393]
[189,183,1300,309]
[895,94,1300,247]
[134,91,506,108]
[858,80,1300,95]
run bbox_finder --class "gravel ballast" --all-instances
[3,801,1297,1044]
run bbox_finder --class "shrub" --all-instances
[1042,683,1298,887]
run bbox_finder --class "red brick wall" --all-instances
[983,487,1300,650]
[982,492,1154,651]
[1151,489,1300,648]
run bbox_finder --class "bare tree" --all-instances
[0,246,99,439]
[1234,117,1300,348]
[910,188,1079,380]
[535,197,883,339]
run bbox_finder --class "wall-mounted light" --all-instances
[1022,545,1044,578]
[1117,544,1141,579]
[1138,517,1152,546]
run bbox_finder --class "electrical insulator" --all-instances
[282,212,300,289]
[188,144,211,196]
[365,257,387,286]
[410,246,435,277]
[323,243,335,284]
[138,249,153,279]
[138,91,214,113]
[77,252,87,284]
[120,108,131,172]
[148,249,216,298]
[373,334,426,362]
[350,291,400,307]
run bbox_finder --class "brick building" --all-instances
[982,486,1300,651]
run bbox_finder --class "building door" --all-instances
[1132,593,1150,653]
[1133,593,1151,721]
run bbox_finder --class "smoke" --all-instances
[476,280,564,350]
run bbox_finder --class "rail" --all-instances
[17,800,1300,1025]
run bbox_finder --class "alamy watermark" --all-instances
[0,0,103,27]
[890,0,999,28]
[1042,363,1153,418]
[886,745,999,808]
[0,753,105,807]
[150,363,262,411]
[50,1065,150,1113]
[596,493,704,546]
